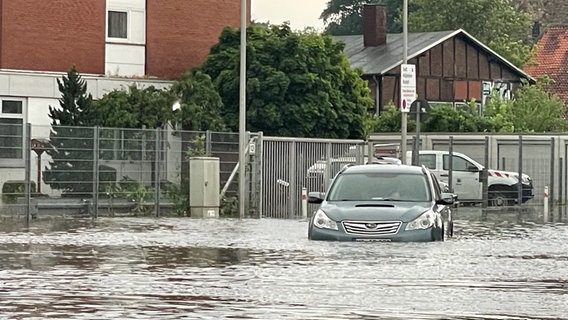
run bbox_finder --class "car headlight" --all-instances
[521,174,531,185]
[405,210,435,231]
[313,209,338,230]
[513,173,531,185]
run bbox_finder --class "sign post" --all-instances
[400,63,415,163]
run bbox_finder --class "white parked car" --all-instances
[406,150,534,206]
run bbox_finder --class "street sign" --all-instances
[400,64,416,113]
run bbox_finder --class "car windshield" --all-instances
[327,172,431,202]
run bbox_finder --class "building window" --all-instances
[0,99,24,159]
[108,11,128,39]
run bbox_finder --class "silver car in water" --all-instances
[307,164,456,242]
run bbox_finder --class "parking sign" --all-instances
[400,64,416,113]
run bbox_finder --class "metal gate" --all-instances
[260,136,364,218]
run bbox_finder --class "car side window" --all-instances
[418,154,436,169]
[443,155,475,171]
[430,173,442,199]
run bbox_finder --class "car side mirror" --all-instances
[437,192,456,205]
[308,192,325,204]
[467,165,479,172]
[478,169,488,182]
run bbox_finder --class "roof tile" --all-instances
[524,26,568,102]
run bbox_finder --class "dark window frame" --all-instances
[442,154,475,171]
[108,10,128,39]
[0,99,25,161]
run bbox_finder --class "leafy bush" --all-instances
[2,181,38,204]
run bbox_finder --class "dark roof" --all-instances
[334,29,533,81]
[524,25,568,102]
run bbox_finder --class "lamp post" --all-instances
[401,0,408,164]
[238,0,247,218]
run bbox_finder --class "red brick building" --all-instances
[524,25,568,105]
[0,0,250,80]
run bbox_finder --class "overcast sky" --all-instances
[252,0,328,31]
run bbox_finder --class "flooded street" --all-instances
[0,209,567,319]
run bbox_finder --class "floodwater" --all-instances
[0,208,567,319]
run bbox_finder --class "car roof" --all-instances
[341,164,428,175]
[407,150,466,156]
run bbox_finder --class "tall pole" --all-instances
[401,0,408,164]
[238,0,247,218]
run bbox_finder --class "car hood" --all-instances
[320,201,431,222]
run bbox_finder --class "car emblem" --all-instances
[365,223,377,229]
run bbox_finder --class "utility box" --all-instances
[189,157,220,218]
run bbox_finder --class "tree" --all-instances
[409,0,533,67]
[43,66,98,197]
[412,77,568,133]
[495,77,568,132]
[369,102,415,133]
[170,70,226,131]
[88,71,225,132]
[90,85,175,129]
[422,103,482,132]
[321,0,407,35]
[201,24,373,139]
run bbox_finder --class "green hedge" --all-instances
[2,180,38,204]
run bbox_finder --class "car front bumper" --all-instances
[309,224,439,242]
[521,182,534,203]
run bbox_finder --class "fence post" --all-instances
[324,142,332,191]
[205,130,212,156]
[92,126,100,219]
[301,187,308,219]
[448,136,453,192]
[258,132,264,219]
[544,185,549,219]
[549,137,555,207]
[155,127,161,217]
[482,136,489,210]
[249,134,258,217]
[289,140,297,219]
[560,157,564,205]
[24,123,32,225]
[517,135,523,206]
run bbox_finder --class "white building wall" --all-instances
[0,70,174,203]
[105,44,146,77]
[105,0,146,77]
[0,70,171,102]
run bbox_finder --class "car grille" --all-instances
[342,221,402,236]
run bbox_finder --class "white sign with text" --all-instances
[400,64,416,113]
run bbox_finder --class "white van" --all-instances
[407,150,534,206]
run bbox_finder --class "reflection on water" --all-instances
[0,208,567,319]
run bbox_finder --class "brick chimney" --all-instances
[363,4,387,47]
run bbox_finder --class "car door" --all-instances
[442,154,482,201]
[417,153,443,181]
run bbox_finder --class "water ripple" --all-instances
[0,210,567,319]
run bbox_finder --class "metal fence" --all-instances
[368,133,560,207]
[260,136,364,218]
[2,123,566,220]
[258,133,568,218]
[0,124,243,219]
